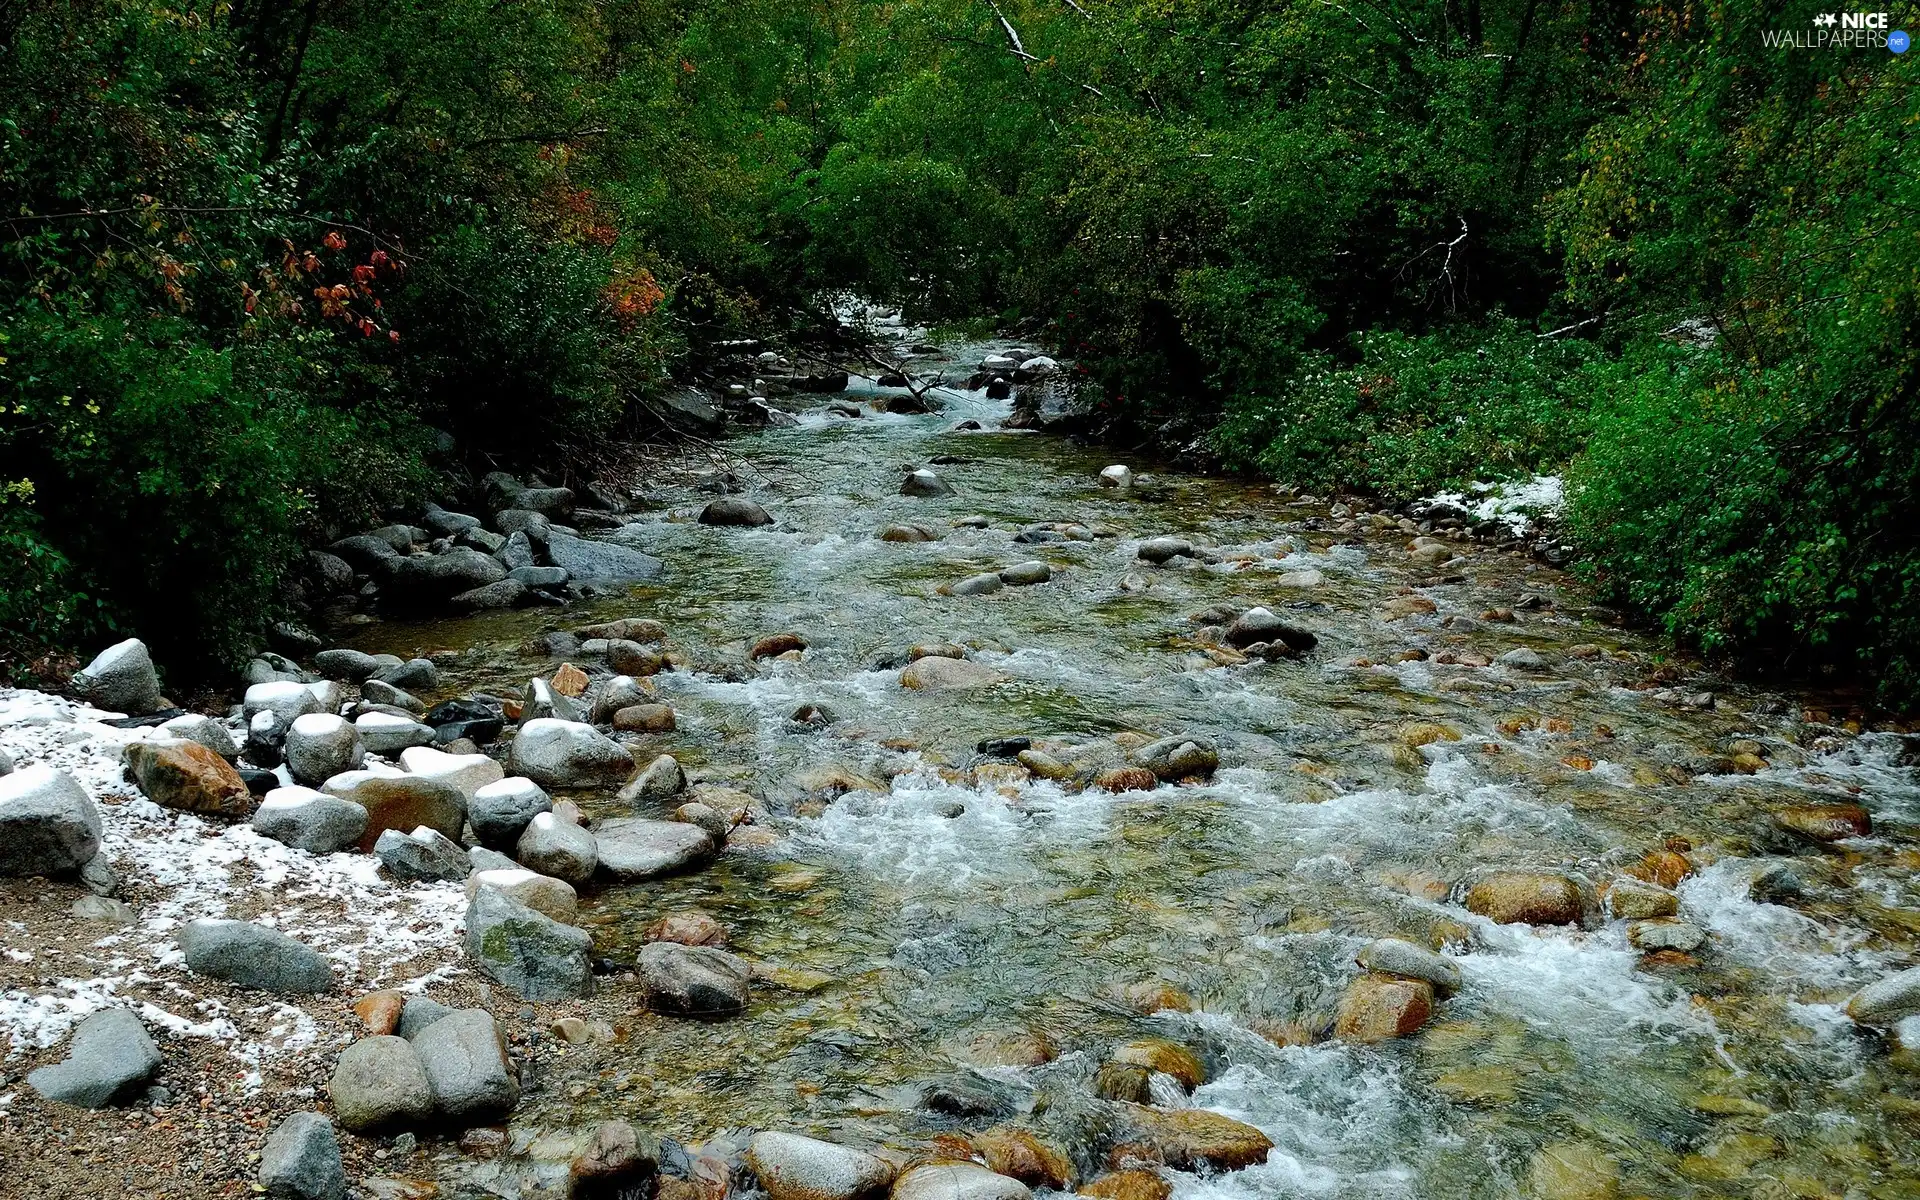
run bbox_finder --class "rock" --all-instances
[259,1112,347,1200]
[891,1164,1032,1200]
[747,1132,895,1200]
[1092,766,1158,793]
[508,719,633,789]
[375,826,471,883]
[901,657,1007,691]
[901,469,952,497]
[750,632,809,660]
[998,561,1051,586]
[1224,607,1318,651]
[315,649,385,682]
[1129,734,1218,781]
[411,1009,519,1122]
[328,534,399,571]
[590,676,655,723]
[464,868,578,923]
[971,1128,1071,1191]
[1464,872,1584,926]
[607,639,665,676]
[372,657,437,692]
[1112,1038,1205,1090]
[322,771,467,851]
[327,1036,433,1132]
[355,712,435,755]
[354,991,407,1036]
[1497,647,1549,671]
[1116,1106,1272,1172]
[522,677,583,724]
[1078,1171,1170,1200]
[251,786,369,854]
[619,754,687,804]
[638,943,750,1017]
[246,712,289,768]
[380,549,508,607]
[674,801,729,841]
[1629,919,1707,953]
[178,919,334,993]
[159,713,239,759]
[1334,973,1434,1042]
[465,885,593,1000]
[1098,465,1133,489]
[514,486,575,518]
[26,1008,162,1108]
[1524,1143,1620,1200]
[125,739,253,818]
[545,530,663,583]
[397,997,454,1040]
[576,617,668,643]
[1136,537,1192,565]
[1750,863,1804,904]
[423,505,482,537]
[451,579,527,611]
[613,703,678,733]
[73,638,163,714]
[245,680,324,726]
[644,911,729,947]
[308,550,355,592]
[572,1118,660,1186]
[362,679,425,712]
[1378,595,1438,620]
[700,497,774,526]
[878,524,940,543]
[1608,878,1679,920]
[510,565,570,588]
[397,745,504,799]
[0,765,103,876]
[517,812,599,885]
[71,894,136,924]
[947,571,1005,597]
[595,817,714,881]
[1355,938,1463,996]
[470,777,553,849]
[1774,803,1872,842]
[1845,966,1920,1028]
[284,714,364,785]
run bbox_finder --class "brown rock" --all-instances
[613,703,677,733]
[878,524,940,543]
[1378,595,1437,621]
[1111,1038,1205,1090]
[1464,872,1584,925]
[352,989,406,1036]
[1093,767,1159,793]
[1079,1171,1171,1200]
[644,911,730,947]
[1093,1062,1153,1103]
[1116,1106,1272,1171]
[577,618,667,643]
[572,1119,654,1184]
[323,774,467,852]
[607,640,665,676]
[1334,974,1434,1043]
[1606,877,1679,920]
[908,642,965,661]
[124,740,252,818]
[1774,803,1871,842]
[1633,850,1693,889]
[550,663,590,698]
[1115,980,1194,1014]
[900,657,1007,691]
[966,1029,1056,1067]
[750,633,808,660]
[972,1128,1072,1190]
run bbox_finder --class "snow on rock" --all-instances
[1421,474,1564,535]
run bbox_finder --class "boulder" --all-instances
[1098,465,1133,489]
[464,868,578,923]
[284,714,364,786]
[1845,966,1920,1028]
[355,711,435,755]
[397,745,504,799]
[513,486,575,518]
[901,469,952,497]
[371,657,438,691]
[970,1128,1071,1191]
[900,658,1007,691]
[946,572,1004,597]
[397,996,455,1040]
[328,535,400,571]
[470,777,553,849]
[321,771,466,851]
[423,505,482,537]
[374,826,471,883]
[258,1112,347,1200]
[1355,938,1463,996]
[575,616,668,643]
[314,649,386,683]
[411,1009,519,1122]
[1114,1106,1272,1172]
[1112,1038,1205,1090]
[643,911,729,947]
[451,579,526,611]
[571,1118,660,1187]
[508,719,633,789]
[545,531,663,583]
[1334,973,1434,1042]
[159,713,239,759]
[1136,537,1193,565]
[362,679,425,713]
[178,919,334,993]
[638,942,750,1018]
[26,1008,162,1108]
[1497,647,1548,671]
[1607,878,1679,920]
[1774,803,1872,842]
[750,632,808,660]
[613,703,677,733]
[73,638,164,715]
[878,524,940,543]
[590,676,655,724]
[1078,1172,1169,1200]
[620,754,687,804]
[746,1132,895,1200]
[0,764,103,877]
[607,639,665,676]
[1224,608,1318,651]
[594,817,714,881]
[1628,919,1707,953]
[125,739,253,818]
[244,680,324,727]
[890,1164,1031,1200]
[327,1036,433,1132]
[1129,735,1218,781]
[700,497,774,526]
[465,885,593,1000]
[251,786,368,854]
[1464,872,1584,926]
[998,561,1051,586]
[516,812,599,885]
[510,565,570,588]
[380,549,507,606]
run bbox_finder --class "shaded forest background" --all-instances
[2,0,1916,704]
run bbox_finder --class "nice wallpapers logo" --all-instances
[1763,11,1912,50]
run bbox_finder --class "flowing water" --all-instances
[347,332,1920,1199]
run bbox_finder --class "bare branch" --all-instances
[987,0,1041,61]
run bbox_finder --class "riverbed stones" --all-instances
[1355,938,1463,996]
[73,638,164,715]
[999,561,1051,586]
[970,1128,1071,1190]
[27,1008,162,1108]
[411,1009,519,1122]
[1629,919,1707,953]
[879,523,940,542]
[1335,973,1434,1042]
[1608,877,1679,920]
[284,713,363,785]
[621,754,687,803]
[1129,734,1218,781]
[375,825,471,882]
[523,676,582,724]
[465,868,578,923]
[355,711,435,754]
[947,571,1005,597]
[179,919,334,993]
[1845,966,1920,1028]
[891,1164,1031,1200]
[700,497,774,526]
[517,812,599,885]
[613,703,677,733]
[258,1112,347,1200]
[160,712,239,758]
[470,776,552,848]
[125,738,253,818]
[508,718,633,788]
[465,885,593,1000]
[901,657,1007,691]
[1497,647,1549,671]
[901,468,952,497]
[1524,1143,1620,1200]
[594,817,714,881]
[1136,537,1192,565]
[644,911,729,947]
[1774,802,1872,842]
[1078,1171,1170,1200]
[398,745,504,799]
[1099,465,1133,489]
[545,530,663,582]
[746,1131,895,1200]
[1464,872,1585,926]
[639,942,750,1017]
[315,649,385,682]
[381,548,508,607]
[322,771,467,851]
[0,764,103,876]
[328,1036,434,1131]
[1224,607,1317,651]
[751,632,809,660]
[251,786,368,854]
[1112,1038,1206,1090]
[1115,1106,1272,1172]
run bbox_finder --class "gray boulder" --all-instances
[522,677,583,724]
[327,1035,433,1132]
[0,748,9,776]
[619,754,687,804]
[464,885,593,1000]
[355,711,435,754]
[509,566,570,588]
[284,714,364,786]
[470,776,553,849]
[947,572,1004,597]
[1130,734,1220,780]
[422,505,482,537]
[320,770,467,850]
[374,826,471,883]
[329,535,399,571]
[590,675,654,724]
[372,657,438,691]
[1355,938,1463,996]
[244,680,323,727]
[1136,537,1193,565]
[314,648,385,682]
[514,486,575,518]
[26,1008,161,1108]
[397,996,456,1040]
[178,919,335,994]
[544,531,663,583]
[159,713,239,759]
[501,530,538,572]
[997,561,1050,586]
[507,719,632,789]
[1225,607,1317,650]
[258,1112,347,1200]
[469,846,520,874]
[901,469,952,497]
[411,1009,519,1122]
[891,1164,1031,1200]
[638,942,750,1018]
[360,678,424,712]
[451,579,526,611]
[516,812,598,885]
[381,549,507,606]
[496,509,551,540]
[251,786,368,854]
[1498,647,1549,671]
[73,638,163,715]
[746,1132,895,1200]
[0,764,103,877]
[594,817,714,882]
[1847,966,1920,1028]
[699,497,773,526]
